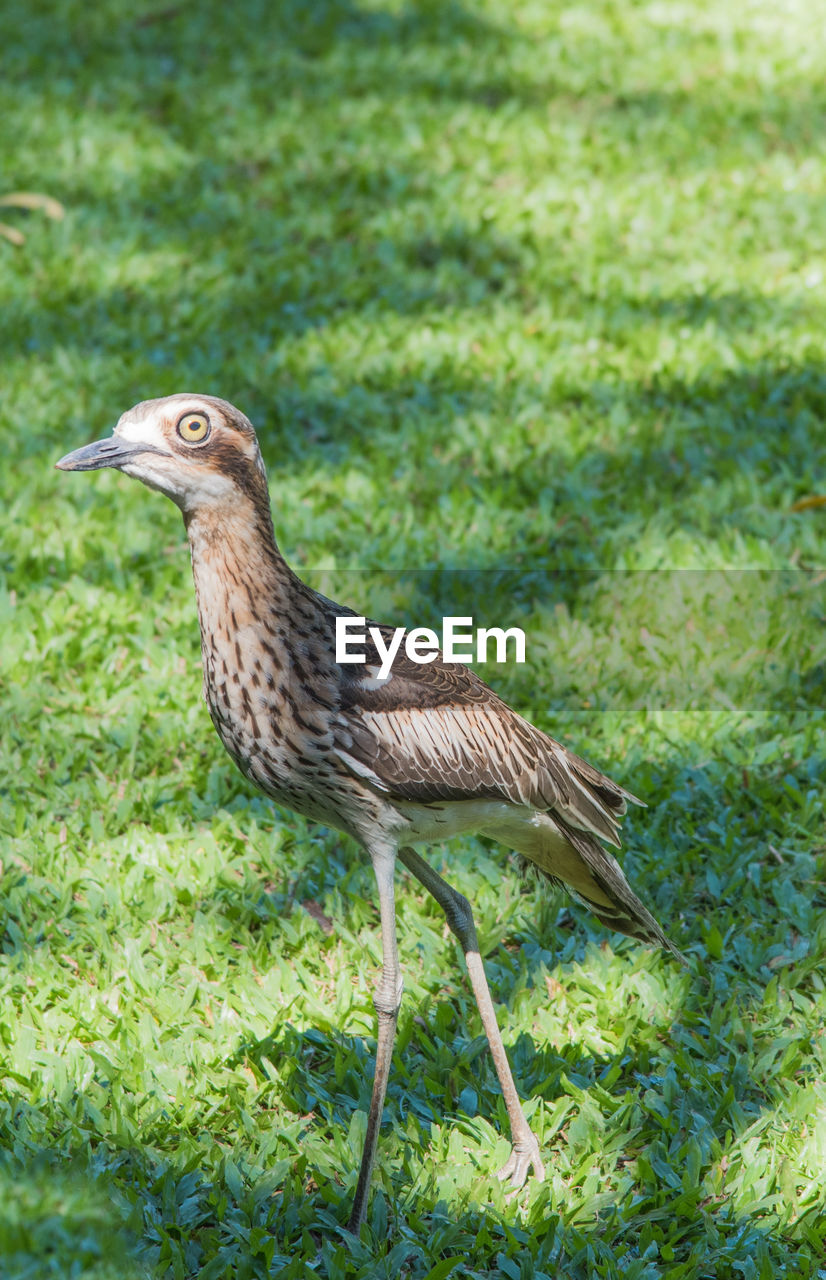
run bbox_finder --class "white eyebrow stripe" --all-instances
[115,416,172,451]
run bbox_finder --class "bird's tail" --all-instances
[545,815,687,965]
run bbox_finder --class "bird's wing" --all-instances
[332,625,639,847]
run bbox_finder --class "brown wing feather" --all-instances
[331,621,685,961]
[334,627,638,847]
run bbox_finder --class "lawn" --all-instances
[1,0,825,1276]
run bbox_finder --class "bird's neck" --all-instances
[183,495,300,654]
[181,495,340,796]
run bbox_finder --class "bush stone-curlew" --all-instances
[57,393,685,1232]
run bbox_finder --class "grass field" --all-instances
[2,0,826,1276]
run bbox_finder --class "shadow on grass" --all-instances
[2,958,817,1280]
[7,0,826,137]
[4,727,824,1273]
[5,0,826,574]
[0,1157,143,1280]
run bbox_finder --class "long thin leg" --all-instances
[399,845,545,1188]
[346,845,403,1234]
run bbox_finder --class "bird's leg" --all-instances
[346,846,403,1234]
[398,845,545,1189]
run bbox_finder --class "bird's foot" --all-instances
[495,1134,546,1190]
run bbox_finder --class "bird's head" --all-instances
[56,393,271,520]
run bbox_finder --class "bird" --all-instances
[57,393,685,1233]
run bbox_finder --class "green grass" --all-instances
[2,0,826,1275]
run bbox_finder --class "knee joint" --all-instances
[446,891,474,939]
[373,974,403,1018]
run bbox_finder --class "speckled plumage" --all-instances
[57,393,685,1232]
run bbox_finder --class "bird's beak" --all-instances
[55,436,167,472]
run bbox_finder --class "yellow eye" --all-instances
[177,411,210,444]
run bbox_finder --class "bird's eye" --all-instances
[177,411,211,444]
